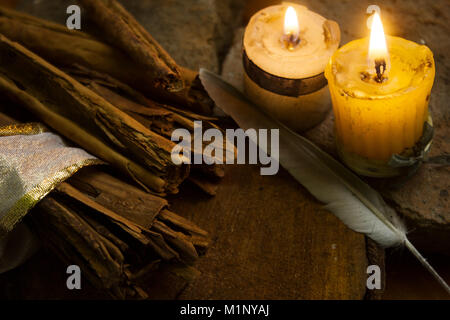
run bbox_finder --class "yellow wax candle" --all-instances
[325,12,435,177]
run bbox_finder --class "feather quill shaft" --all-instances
[199,69,450,294]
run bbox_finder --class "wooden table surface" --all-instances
[170,165,368,299]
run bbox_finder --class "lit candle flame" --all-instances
[283,6,300,50]
[284,6,299,37]
[369,12,388,61]
[368,12,389,81]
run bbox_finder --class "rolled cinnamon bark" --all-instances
[31,168,210,299]
[78,0,183,93]
[0,34,188,194]
[0,6,213,114]
[68,66,230,178]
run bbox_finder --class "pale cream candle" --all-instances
[243,2,340,131]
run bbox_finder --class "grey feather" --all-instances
[200,69,450,294]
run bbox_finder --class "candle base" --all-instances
[337,116,434,178]
[244,73,331,132]
[242,48,332,132]
[337,144,406,178]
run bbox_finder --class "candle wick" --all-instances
[289,33,300,45]
[282,33,301,51]
[374,58,387,83]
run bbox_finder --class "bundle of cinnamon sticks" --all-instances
[33,168,209,299]
[0,0,232,298]
[0,2,231,196]
[0,109,209,299]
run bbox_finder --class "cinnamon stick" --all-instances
[63,66,231,189]
[66,168,210,253]
[33,197,140,299]
[78,0,182,92]
[30,167,210,299]
[0,34,189,193]
[0,111,209,299]
[0,6,213,114]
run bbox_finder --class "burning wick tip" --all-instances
[374,58,387,83]
[282,33,300,51]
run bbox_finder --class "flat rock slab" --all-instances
[224,0,450,255]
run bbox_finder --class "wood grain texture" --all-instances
[168,164,368,300]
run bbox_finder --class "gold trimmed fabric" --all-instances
[0,122,48,137]
[0,123,102,238]
[0,158,102,237]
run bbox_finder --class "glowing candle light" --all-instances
[283,6,300,50]
[243,3,340,132]
[368,12,389,82]
[325,10,435,177]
